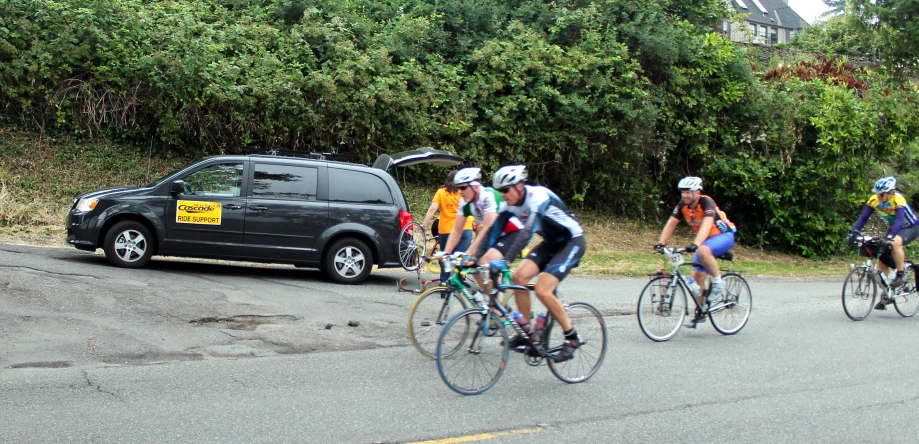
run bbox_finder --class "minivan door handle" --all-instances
[224,204,243,210]
[250,205,268,211]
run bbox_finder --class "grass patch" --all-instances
[0,129,188,244]
[400,182,855,277]
[0,129,864,277]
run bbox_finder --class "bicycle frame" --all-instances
[654,247,737,316]
[852,233,912,301]
[469,264,567,362]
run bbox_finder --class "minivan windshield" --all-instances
[144,167,184,188]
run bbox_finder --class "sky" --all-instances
[786,0,833,25]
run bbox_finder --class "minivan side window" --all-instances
[180,163,244,197]
[328,169,394,204]
[252,164,318,200]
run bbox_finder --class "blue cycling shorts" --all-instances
[693,232,735,272]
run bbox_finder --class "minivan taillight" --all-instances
[399,210,413,230]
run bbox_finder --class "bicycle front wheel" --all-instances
[436,309,510,396]
[407,286,469,359]
[894,267,919,317]
[546,302,607,384]
[709,273,752,335]
[842,267,876,321]
[637,276,687,342]
[398,221,427,271]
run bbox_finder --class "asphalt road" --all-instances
[2,243,919,443]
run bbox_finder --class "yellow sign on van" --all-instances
[176,200,222,225]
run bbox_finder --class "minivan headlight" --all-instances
[75,198,99,212]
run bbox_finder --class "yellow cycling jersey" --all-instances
[867,192,918,226]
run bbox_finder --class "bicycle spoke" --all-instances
[637,277,686,341]
[842,267,876,321]
[547,303,607,384]
[409,287,467,359]
[436,310,509,395]
[710,273,752,335]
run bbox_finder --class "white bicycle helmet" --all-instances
[493,165,527,189]
[677,176,703,191]
[873,176,897,194]
[454,167,482,185]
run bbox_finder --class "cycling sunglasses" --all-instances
[496,186,513,194]
[456,185,470,191]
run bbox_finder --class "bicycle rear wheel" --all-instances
[709,273,752,335]
[407,286,469,359]
[436,309,510,396]
[546,302,607,384]
[842,267,876,321]
[894,266,919,317]
[637,276,687,342]
[398,221,427,271]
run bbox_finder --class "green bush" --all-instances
[1,0,919,257]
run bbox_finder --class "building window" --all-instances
[789,30,797,41]
[758,25,767,38]
[770,27,778,44]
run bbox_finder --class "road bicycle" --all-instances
[636,247,752,342]
[397,220,532,294]
[842,231,919,320]
[397,221,442,293]
[434,258,607,396]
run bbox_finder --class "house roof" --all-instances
[732,0,807,29]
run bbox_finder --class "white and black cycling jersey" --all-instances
[477,185,582,260]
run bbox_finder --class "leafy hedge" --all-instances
[1,0,919,257]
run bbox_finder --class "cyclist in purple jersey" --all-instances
[848,176,919,308]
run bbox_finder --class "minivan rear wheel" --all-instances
[324,238,373,284]
[103,220,154,268]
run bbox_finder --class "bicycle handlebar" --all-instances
[656,246,687,255]
[852,230,877,245]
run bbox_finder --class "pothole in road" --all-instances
[8,361,73,369]
[189,314,299,331]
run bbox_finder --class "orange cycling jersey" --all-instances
[672,195,736,239]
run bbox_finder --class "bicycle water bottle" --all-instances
[512,311,529,332]
[531,314,547,344]
[687,278,701,298]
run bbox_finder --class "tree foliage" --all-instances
[1,0,918,257]
[849,0,919,70]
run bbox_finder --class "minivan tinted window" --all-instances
[329,169,393,204]
[252,164,318,200]
[180,163,244,197]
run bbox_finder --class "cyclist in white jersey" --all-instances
[441,167,523,294]
[475,165,585,363]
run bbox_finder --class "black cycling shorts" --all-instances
[879,225,919,267]
[524,236,586,281]
[489,230,523,258]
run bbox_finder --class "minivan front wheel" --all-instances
[324,238,373,284]
[103,221,154,268]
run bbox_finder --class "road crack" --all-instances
[0,265,99,279]
[82,370,123,402]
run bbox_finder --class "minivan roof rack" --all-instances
[243,146,353,162]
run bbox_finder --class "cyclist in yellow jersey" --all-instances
[847,176,919,309]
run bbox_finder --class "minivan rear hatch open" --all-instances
[372,147,464,171]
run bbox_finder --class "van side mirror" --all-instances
[170,180,185,195]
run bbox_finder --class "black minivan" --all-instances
[66,148,462,284]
